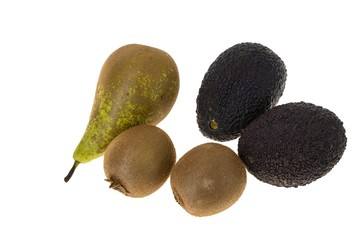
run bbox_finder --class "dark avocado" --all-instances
[196,42,287,141]
[238,102,347,187]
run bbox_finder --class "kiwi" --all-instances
[104,124,176,197]
[170,143,247,217]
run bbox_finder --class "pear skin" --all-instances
[65,44,179,182]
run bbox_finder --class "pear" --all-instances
[65,44,179,182]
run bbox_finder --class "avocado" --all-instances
[238,102,347,187]
[196,42,287,141]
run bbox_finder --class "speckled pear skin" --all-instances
[196,42,287,141]
[238,102,347,187]
[73,44,179,163]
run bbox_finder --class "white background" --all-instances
[1,0,359,239]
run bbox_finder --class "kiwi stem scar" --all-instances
[64,161,80,182]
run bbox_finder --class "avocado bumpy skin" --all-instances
[196,42,287,141]
[238,102,347,187]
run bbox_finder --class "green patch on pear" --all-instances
[65,44,179,182]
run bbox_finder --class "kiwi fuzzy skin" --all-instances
[238,102,347,187]
[104,124,176,198]
[170,143,247,217]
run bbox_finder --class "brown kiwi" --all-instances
[170,143,246,217]
[104,124,176,198]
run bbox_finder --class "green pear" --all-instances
[65,44,179,182]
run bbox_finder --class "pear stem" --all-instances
[64,161,80,182]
